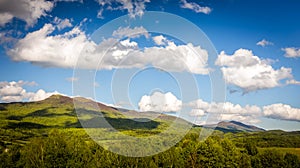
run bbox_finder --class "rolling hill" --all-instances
[1,94,299,148]
[214,120,265,133]
[0,94,192,147]
[0,94,185,130]
[0,94,270,133]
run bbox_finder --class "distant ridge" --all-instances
[214,120,265,133]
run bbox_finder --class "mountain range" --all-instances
[0,94,264,133]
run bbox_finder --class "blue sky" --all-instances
[0,0,300,131]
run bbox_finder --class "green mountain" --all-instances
[0,94,185,130]
[1,94,299,147]
[0,94,265,133]
[0,94,196,157]
[0,94,192,147]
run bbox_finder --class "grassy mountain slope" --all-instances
[0,94,191,147]
[0,94,180,129]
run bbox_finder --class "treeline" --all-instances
[227,131,300,148]
[1,131,300,168]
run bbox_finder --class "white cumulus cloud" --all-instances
[8,23,94,68]
[0,13,13,26]
[53,17,73,30]
[216,48,293,93]
[189,109,205,116]
[189,99,300,123]
[0,0,54,26]
[96,0,150,18]
[286,79,300,85]
[138,92,182,112]
[8,24,209,74]
[263,104,300,121]
[120,39,138,47]
[282,47,300,58]
[256,39,273,47]
[180,0,211,14]
[112,26,149,38]
[188,99,262,124]
[29,89,57,102]
[0,81,58,102]
[152,35,167,45]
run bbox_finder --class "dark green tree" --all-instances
[245,140,258,156]
[251,156,262,168]
[284,153,300,168]
[197,137,225,168]
[258,149,285,168]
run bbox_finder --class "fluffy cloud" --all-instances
[0,13,13,26]
[0,81,57,102]
[190,99,300,122]
[0,0,54,26]
[138,92,182,112]
[112,26,149,38]
[180,0,211,14]
[0,81,37,87]
[142,42,209,74]
[8,23,94,68]
[120,39,138,47]
[194,100,260,115]
[216,49,293,92]
[94,34,209,74]
[188,99,262,124]
[153,35,167,45]
[8,25,209,74]
[189,109,205,116]
[138,92,300,123]
[286,79,300,85]
[53,17,72,30]
[263,104,300,121]
[96,0,150,18]
[282,47,300,58]
[256,39,273,47]
[29,89,57,102]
